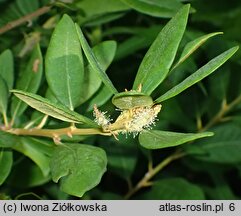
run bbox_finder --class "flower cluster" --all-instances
[93,105,111,127]
[124,105,161,133]
[93,104,161,137]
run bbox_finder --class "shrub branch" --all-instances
[4,126,111,143]
[124,151,185,199]
[0,6,51,35]
[199,94,241,132]
[124,94,241,199]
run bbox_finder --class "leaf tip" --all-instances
[62,13,72,20]
[183,3,191,11]
[204,131,214,137]
[234,45,239,51]
[228,45,239,57]
[74,22,82,33]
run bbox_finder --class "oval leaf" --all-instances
[12,137,50,177]
[0,130,19,148]
[185,123,241,164]
[100,135,138,179]
[144,178,205,199]
[155,46,239,103]
[0,149,12,185]
[86,84,113,112]
[16,0,39,15]
[121,0,182,18]
[112,91,153,109]
[76,0,130,25]
[11,90,97,127]
[80,40,117,105]
[11,43,43,118]
[7,159,51,188]
[172,32,223,70]
[133,4,190,94]
[75,24,118,94]
[139,130,213,149]
[45,14,84,110]
[50,144,107,197]
[0,49,14,89]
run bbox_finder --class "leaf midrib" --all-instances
[65,32,73,111]
[13,48,40,118]
[14,92,81,122]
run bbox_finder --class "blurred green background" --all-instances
[0,0,241,200]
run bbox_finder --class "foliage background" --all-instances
[0,0,241,200]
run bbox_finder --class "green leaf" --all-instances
[44,184,70,200]
[206,172,237,199]
[100,135,138,179]
[80,41,117,105]
[7,158,51,188]
[0,49,14,89]
[45,14,84,110]
[155,46,239,103]
[139,130,213,149]
[143,178,205,199]
[112,91,153,109]
[16,0,38,15]
[75,0,129,25]
[0,130,19,148]
[83,12,126,27]
[0,149,12,185]
[114,26,160,60]
[75,24,118,94]
[50,144,107,197]
[0,0,34,27]
[115,35,147,60]
[208,65,230,101]
[76,0,129,17]
[11,90,97,127]
[172,32,223,70]
[157,98,196,131]
[185,123,241,164]
[133,4,190,94]
[20,137,55,157]
[120,0,183,18]
[0,75,8,118]
[86,84,113,112]
[12,137,51,177]
[45,88,59,103]
[11,43,43,119]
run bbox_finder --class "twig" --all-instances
[0,6,51,35]
[36,115,49,129]
[199,94,241,132]
[5,126,111,139]
[124,151,185,199]
[2,112,9,128]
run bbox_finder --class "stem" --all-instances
[126,177,133,191]
[199,94,241,132]
[2,112,9,128]
[196,114,202,131]
[124,151,185,199]
[36,115,49,129]
[228,94,241,110]
[0,6,51,35]
[15,192,42,200]
[148,156,153,172]
[6,127,111,139]
[10,106,18,127]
